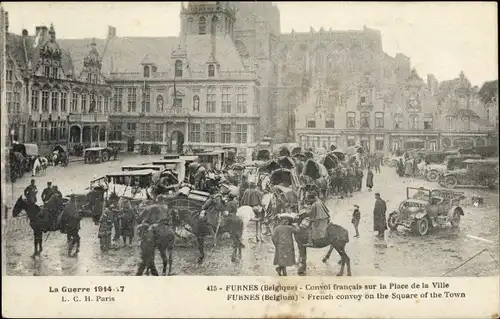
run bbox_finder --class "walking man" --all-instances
[373,193,387,239]
[351,204,360,238]
[271,215,299,276]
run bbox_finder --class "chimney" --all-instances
[35,26,48,38]
[107,25,116,39]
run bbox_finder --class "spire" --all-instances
[49,23,56,40]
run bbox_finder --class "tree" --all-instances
[478,80,498,105]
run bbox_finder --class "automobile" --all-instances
[388,187,465,236]
[92,169,157,203]
[198,150,227,171]
[425,154,483,182]
[122,164,166,172]
[83,147,112,163]
[438,158,499,189]
[152,159,187,183]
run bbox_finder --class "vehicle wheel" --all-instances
[102,153,109,162]
[450,210,461,227]
[426,170,439,182]
[412,218,429,236]
[389,160,397,168]
[388,212,399,231]
[444,176,458,189]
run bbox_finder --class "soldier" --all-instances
[304,192,330,247]
[240,181,265,241]
[373,193,387,239]
[351,204,361,238]
[41,181,54,204]
[272,215,299,276]
[23,179,38,205]
[98,202,115,251]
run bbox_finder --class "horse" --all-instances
[136,204,176,276]
[12,196,82,257]
[32,157,49,176]
[293,213,352,276]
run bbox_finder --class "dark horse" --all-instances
[293,214,351,276]
[12,196,83,257]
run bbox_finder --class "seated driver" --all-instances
[240,181,264,222]
[304,191,330,247]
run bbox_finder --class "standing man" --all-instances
[24,179,38,205]
[41,181,54,204]
[351,205,360,238]
[366,167,374,191]
[271,215,299,276]
[374,156,381,173]
[240,181,265,241]
[373,193,387,239]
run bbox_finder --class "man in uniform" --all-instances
[199,193,226,237]
[373,193,387,239]
[41,181,54,204]
[304,192,330,247]
[24,179,38,205]
[240,181,265,241]
[193,163,207,191]
[272,215,299,276]
[45,185,63,231]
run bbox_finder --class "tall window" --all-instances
[7,90,12,113]
[104,95,109,113]
[142,87,151,113]
[13,85,21,113]
[30,122,38,142]
[31,88,39,111]
[187,18,193,33]
[51,91,59,112]
[424,114,433,130]
[114,88,123,112]
[208,64,215,77]
[175,60,183,77]
[409,114,418,129]
[236,86,248,113]
[111,123,122,141]
[71,93,78,112]
[463,116,471,130]
[96,95,103,112]
[193,95,200,111]
[316,92,325,108]
[42,89,50,112]
[346,112,356,128]
[360,112,370,128]
[173,98,182,108]
[235,124,248,144]
[394,114,403,129]
[51,67,58,79]
[59,122,67,140]
[152,123,162,142]
[221,87,231,113]
[205,124,216,143]
[60,91,67,112]
[199,17,206,34]
[41,122,49,141]
[375,112,384,128]
[50,122,57,140]
[140,123,151,141]
[375,139,384,151]
[221,124,232,143]
[127,88,137,112]
[190,123,201,143]
[143,66,150,78]
[306,115,316,128]
[206,86,216,113]
[44,66,50,78]
[156,95,164,112]
[325,115,335,128]
[81,94,87,113]
[359,89,371,105]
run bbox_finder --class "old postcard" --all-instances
[1,1,498,318]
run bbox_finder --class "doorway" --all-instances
[171,131,184,154]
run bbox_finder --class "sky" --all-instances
[2,1,497,86]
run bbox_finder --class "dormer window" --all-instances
[175,60,183,77]
[51,67,58,79]
[143,65,150,78]
[199,17,206,35]
[44,66,50,78]
[208,64,215,77]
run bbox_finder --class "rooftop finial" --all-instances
[49,23,56,40]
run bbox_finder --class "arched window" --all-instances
[208,64,215,77]
[360,112,370,128]
[143,65,150,78]
[193,95,200,111]
[409,114,418,129]
[316,92,324,108]
[187,18,193,33]
[394,114,403,129]
[175,60,183,77]
[346,112,356,128]
[157,95,164,112]
[199,17,206,35]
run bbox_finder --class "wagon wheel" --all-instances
[102,152,109,162]
[450,210,461,227]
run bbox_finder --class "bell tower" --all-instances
[180,2,236,39]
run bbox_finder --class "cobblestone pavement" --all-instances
[3,162,499,276]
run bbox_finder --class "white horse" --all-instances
[237,192,275,243]
[32,157,48,176]
[417,160,427,177]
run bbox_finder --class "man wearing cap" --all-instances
[304,192,330,247]
[98,202,115,251]
[41,181,54,204]
[23,179,38,205]
[351,205,361,237]
[272,215,299,276]
[200,193,226,236]
[373,193,387,238]
[241,181,265,241]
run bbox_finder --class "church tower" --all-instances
[180,2,236,40]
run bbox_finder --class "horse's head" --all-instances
[12,196,27,217]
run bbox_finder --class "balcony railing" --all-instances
[69,113,109,122]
